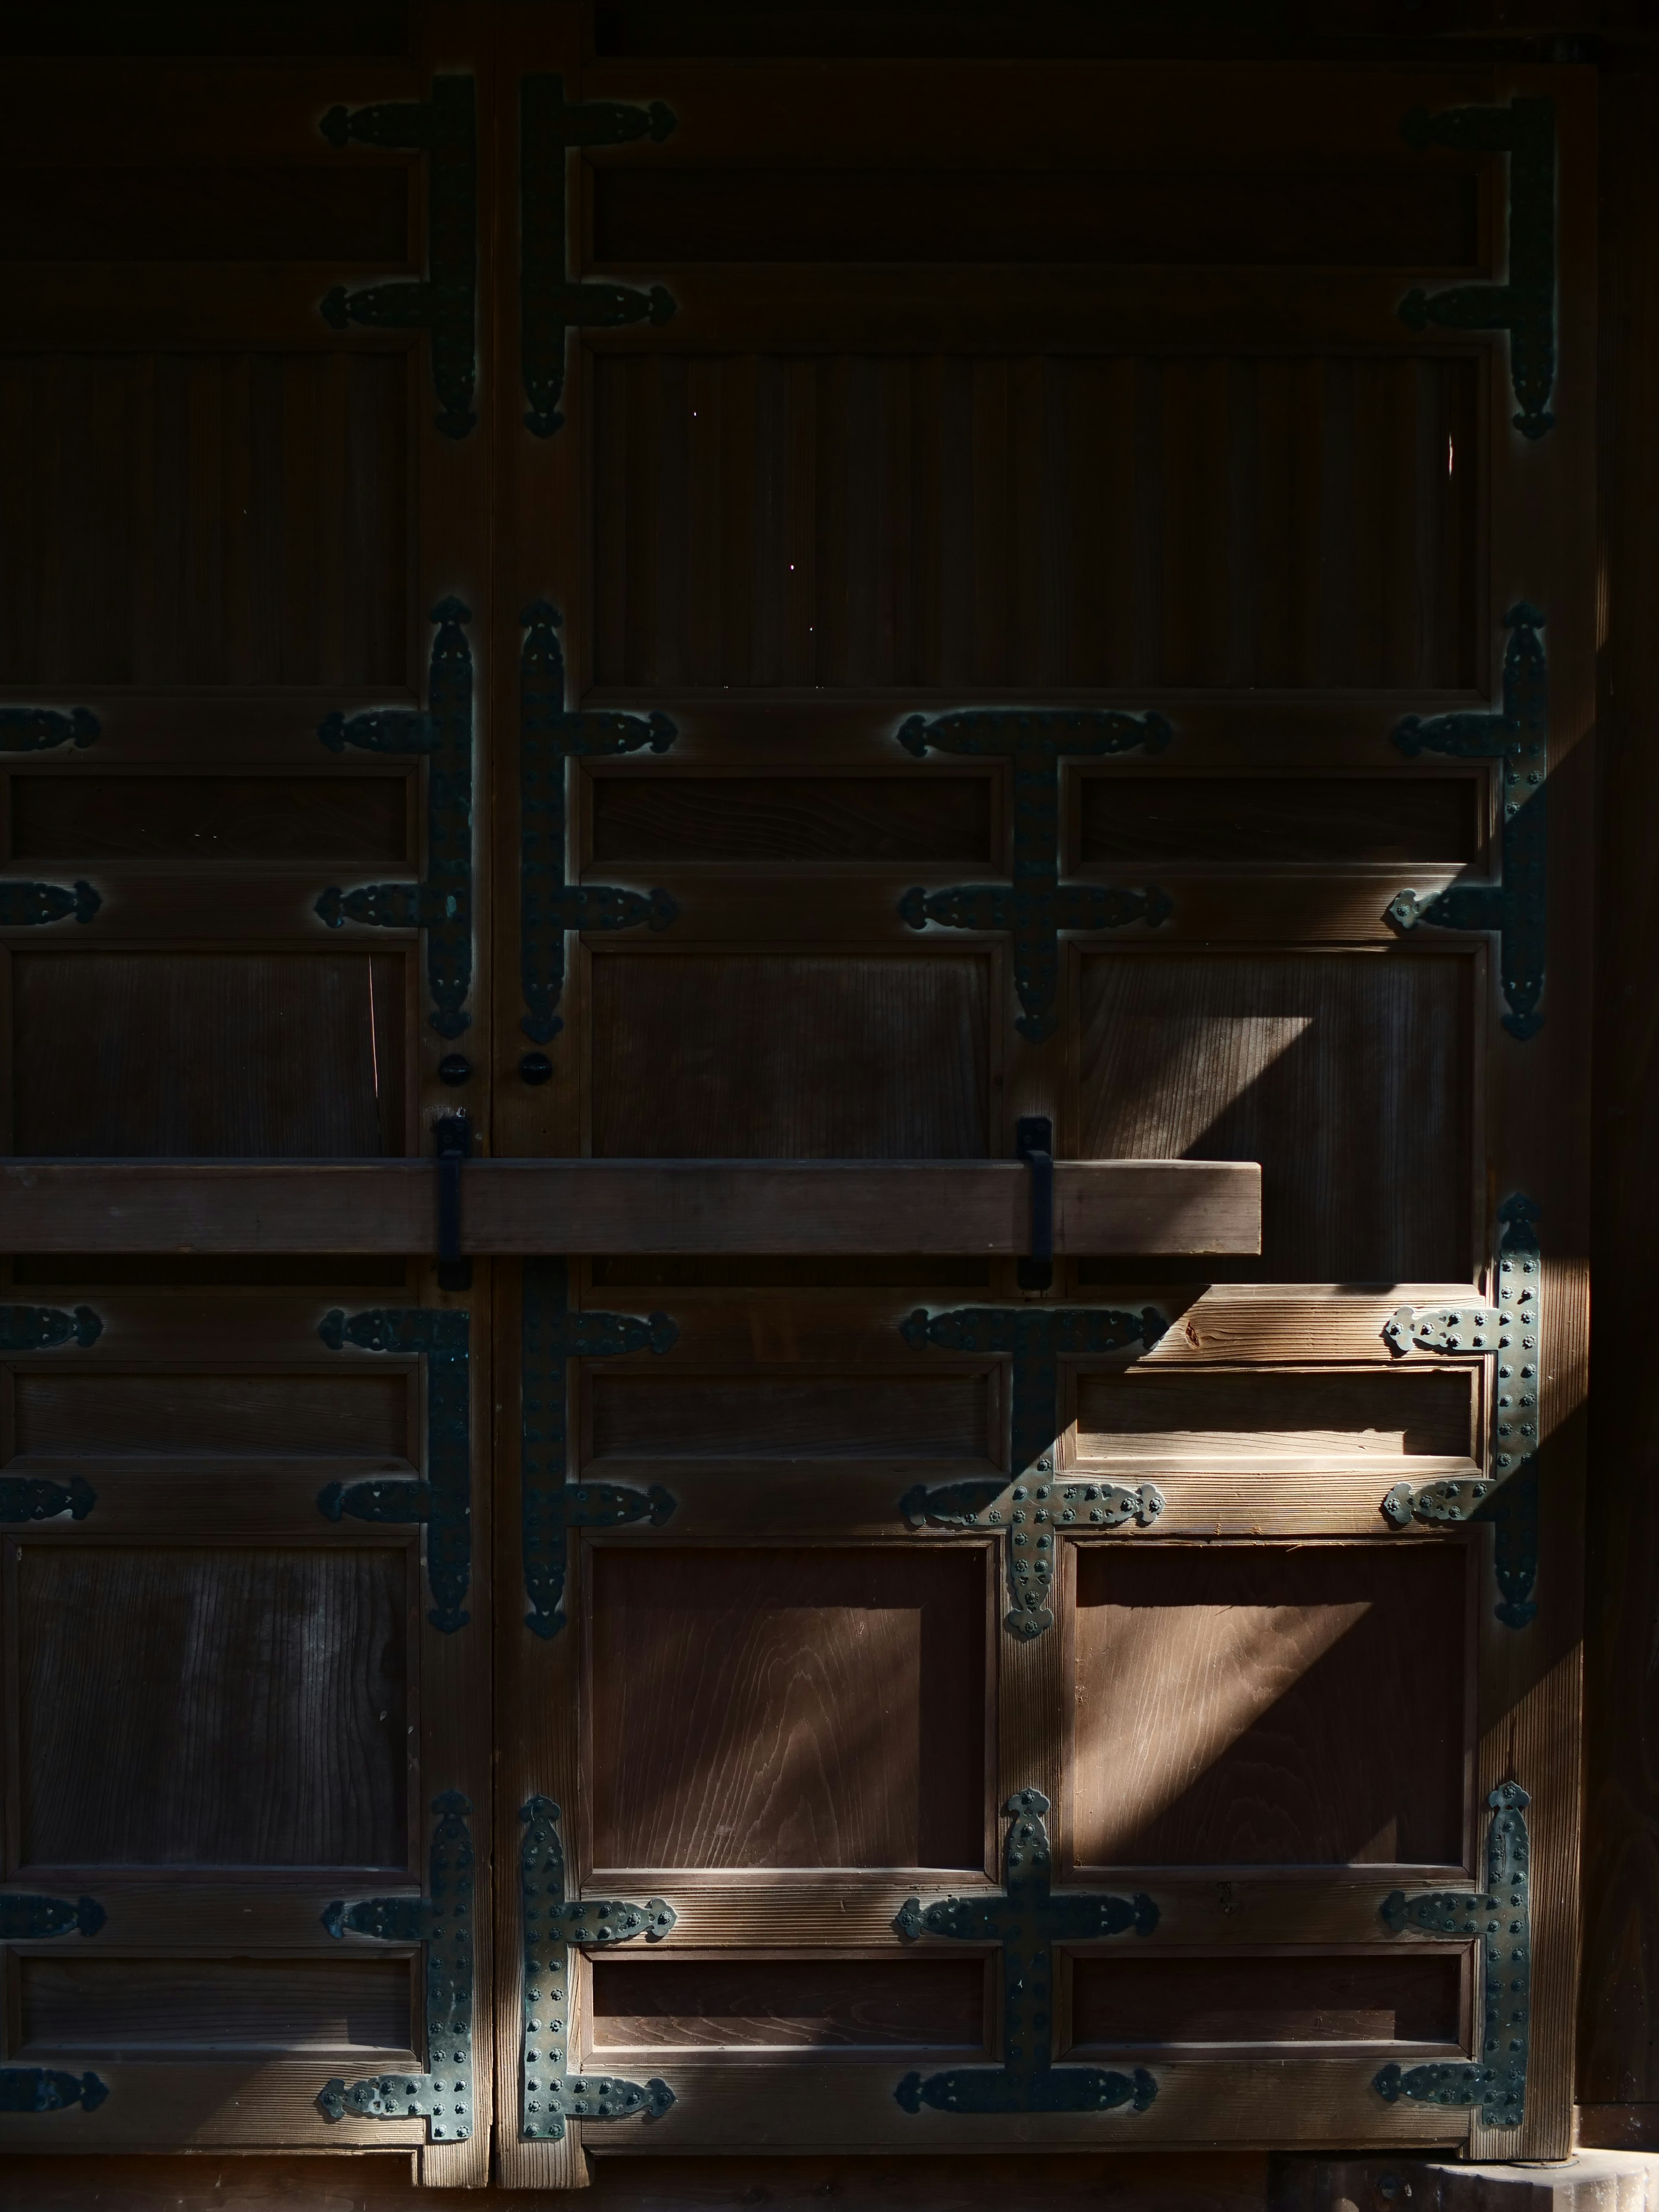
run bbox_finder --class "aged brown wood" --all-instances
[0,1157,1261,1254]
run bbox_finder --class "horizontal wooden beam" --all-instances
[0,1158,1259,1257]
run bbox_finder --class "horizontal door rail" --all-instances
[0,1158,1258,1258]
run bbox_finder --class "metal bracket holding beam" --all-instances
[898,706,1172,1042]
[318,1792,475,2142]
[319,77,477,438]
[317,600,475,1041]
[899,1303,1167,1637]
[895,1788,1158,2117]
[518,602,677,1075]
[1374,1783,1531,2129]
[520,77,676,437]
[1389,604,1548,1040]
[317,1306,471,1633]
[521,1258,677,1638]
[435,1112,472,1292]
[1017,1116,1055,1292]
[1381,1194,1541,1629]
[518,1795,676,2140]
[1398,98,1556,440]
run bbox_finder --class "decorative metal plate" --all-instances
[518,1795,676,2140]
[0,1475,97,1526]
[317,1307,471,1633]
[318,1792,474,2143]
[1380,1194,1541,1629]
[899,1304,1167,1637]
[0,879,99,928]
[1374,1782,1531,2129]
[0,1894,104,1939]
[518,603,678,1058]
[1398,98,1555,440]
[1389,604,1547,1040]
[520,77,677,437]
[896,706,1172,1042]
[521,1257,677,1637]
[0,2069,107,2113]
[317,600,474,1041]
[895,1788,1158,2117]
[0,707,98,751]
[319,77,477,438]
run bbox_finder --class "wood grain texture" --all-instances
[1077,775,1478,869]
[0,353,408,688]
[12,1370,410,1457]
[0,3,408,54]
[1,167,410,262]
[591,352,1476,691]
[1071,1544,1469,1868]
[10,774,411,864]
[0,1158,1260,1254]
[1068,1950,1465,2050]
[592,165,1478,268]
[1074,1367,1476,1465]
[17,1545,408,1868]
[588,1373,989,1462]
[590,774,991,865]
[13,953,404,1158]
[1078,950,1475,1281]
[590,953,990,1158]
[0,2151,1271,2212]
[589,1955,988,2050]
[588,1547,987,1871]
[18,1955,416,2056]
[1580,55,1659,2117]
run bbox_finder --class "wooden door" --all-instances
[0,0,1593,2192]
[0,1,495,2178]
[490,12,1594,2184]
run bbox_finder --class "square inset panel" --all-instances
[592,953,989,1158]
[17,1546,409,1869]
[1072,1544,1468,1868]
[590,1547,987,1871]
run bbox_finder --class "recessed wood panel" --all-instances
[590,775,991,864]
[590,1256,991,1289]
[9,1255,409,1289]
[593,353,1476,690]
[589,1374,989,1461]
[18,1546,407,1869]
[1074,1368,1475,1464]
[1078,776,1480,868]
[1077,951,1475,1281]
[0,0,407,52]
[592,3,1350,57]
[590,1547,986,1870]
[0,353,408,687]
[1072,1545,1468,1868]
[591,953,988,1158]
[11,775,410,864]
[14,953,407,1157]
[11,1372,410,1459]
[18,1955,415,2057]
[2,169,410,261]
[595,167,1477,267]
[590,1956,988,2049]
[1068,1951,1464,2050]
